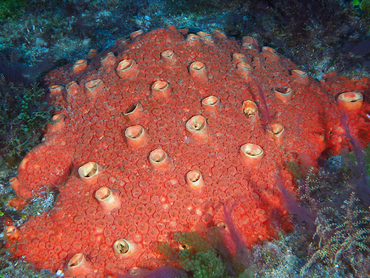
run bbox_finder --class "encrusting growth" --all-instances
[6,27,369,277]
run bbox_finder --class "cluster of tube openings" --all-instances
[7,29,365,276]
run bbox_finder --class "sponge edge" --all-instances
[15,135,73,199]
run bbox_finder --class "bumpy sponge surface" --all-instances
[12,27,370,277]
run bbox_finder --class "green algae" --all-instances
[0,75,53,168]
[0,0,28,22]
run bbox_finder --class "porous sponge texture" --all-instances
[12,27,370,277]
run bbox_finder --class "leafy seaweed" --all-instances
[157,205,254,278]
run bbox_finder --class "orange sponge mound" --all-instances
[10,27,370,277]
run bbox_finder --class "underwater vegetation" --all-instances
[0,0,29,21]
[353,0,370,20]
[0,75,53,168]
[279,115,370,277]
[347,141,370,182]
[297,168,370,276]
[155,205,252,278]
[0,49,55,168]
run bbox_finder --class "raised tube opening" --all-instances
[242,100,258,119]
[128,267,143,276]
[78,162,98,180]
[69,253,84,268]
[95,186,111,200]
[101,52,116,67]
[242,37,258,50]
[126,125,143,139]
[161,50,174,60]
[52,114,63,122]
[161,50,177,67]
[237,62,252,71]
[85,79,104,97]
[262,46,277,54]
[126,103,138,114]
[188,116,205,131]
[8,177,31,199]
[113,238,136,258]
[72,59,87,74]
[197,31,211,37]
[191,62,204,71]
[232,53,246,63]
[149,149,171,170]
[75,59,86,66]
[66,81,79,97]
[337,92,363,112]
[95,186,121,212]
[150,149,166,163]
[67,253,92,276]
[243,144,263,156]
[189,61,207,83]
[186,115,209,141]
[85,79,102,90]
[118,60,133,70]
[130,30,143,40]
[153,81,167,90]
[212,30,227,39]
[125,125,147,148]
[49,85,64,95]
[117,59,138,80]
[240,143,264,165]
[47,114,65,133]
[186,34,200,46]
[275,87,291,95]
[202,96,219,109]
[124,103,143,122]
[87,49,97,59]
[341,92,362,102]
[292,69,307,78]
[267,123,284,135]
[151,81,171,99]
[236,62,252,79]
[186,170,205,190]
[266,123,284,145]
[274,87,293,103]
[291,69,308,84]
[115,240,129,254]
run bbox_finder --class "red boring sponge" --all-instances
[8,27,370,277]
